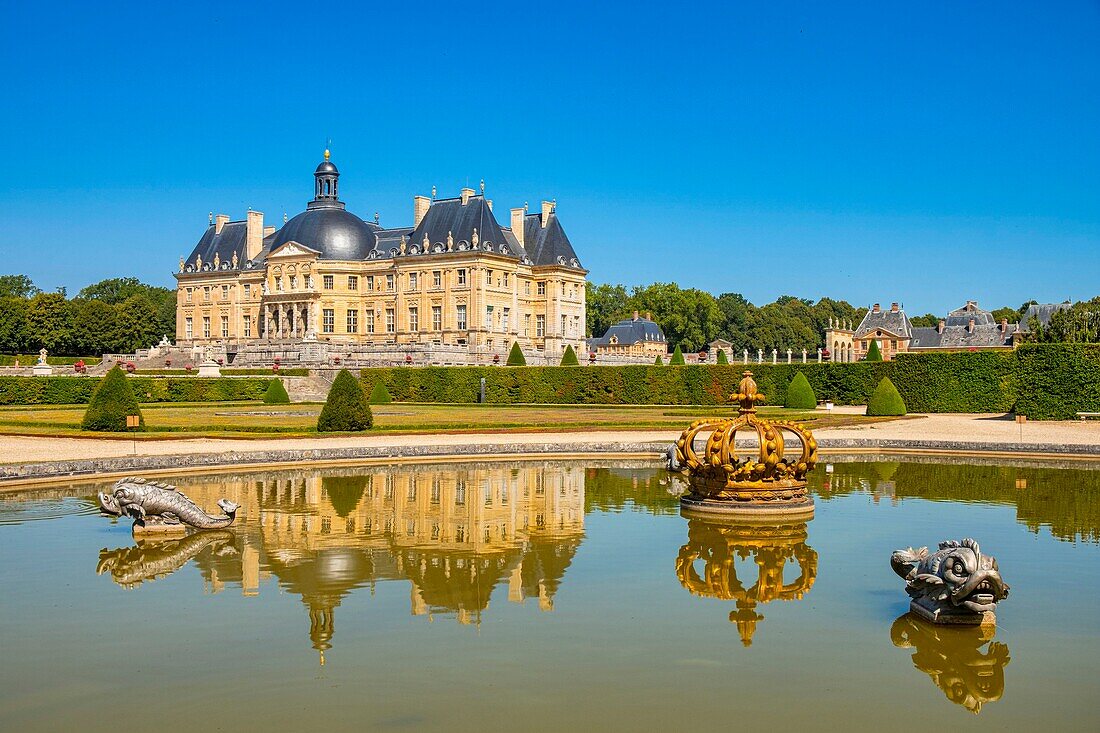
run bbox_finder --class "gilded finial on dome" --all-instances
[323,148,331,161]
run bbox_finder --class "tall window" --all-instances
[323,275,334,290]
[409,272,419,291]
[243,284,250,298]
[386,274,394,291]
[289,275,297,290]
[502,307,510,332]
[243,315,251,338]
[433,270,441,288]
[432,305,441,331]
[409,307,418,332]
[222,285,229,299]
[366,276,374,291]
[385,308,395,333]
[561,315,567,335]
[203,316,211,338]
[457,305,467,331]
[346,309,358,333]
[204,286,211,301]
[502,273,509,287]
[186,288,193,302]
[524,313,530,336]
[185,317,193,339]
[348,275,358,290]
[485,269,493,285]
[524,281,530,295]
[536,314,545,337]
[221,315,229,338]
[485,305,494,331]
[322,309,334,333]
[457,269,467,286]
[366,310,375,333]
[537,281,546,295]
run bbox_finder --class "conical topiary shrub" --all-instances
[317,369,373,432]
[560,344,580,366]
[654,354,664,366]
[785,371,817,409]
[82,365,143,432]
[865,339,883,361]
[866,376,907,416]
[368,381,392,404]
[264,378,290,404]
[716,349,729,365]
[506,341,527,366]
[669,345,685,365]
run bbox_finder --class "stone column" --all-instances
[264,305,271,339]
[802,349,807,363]
[757,348,763,363]
[743,349,748,364]
[786,349,792,364]
[817,348,822,363]
[771,349,777,365]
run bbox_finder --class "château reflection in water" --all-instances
[95,463,588,662]
[890,614,1010,714]
[675,516,817,645]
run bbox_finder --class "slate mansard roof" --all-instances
[590,315,667,349]
[854,308,913,339]
[182,156,584,273]
[909,324,1015,349]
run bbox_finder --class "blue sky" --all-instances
[1,1,1097,314]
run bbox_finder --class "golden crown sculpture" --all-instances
[675,371,818,516]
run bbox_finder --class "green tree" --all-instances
[785,371,817,409]
[909,313,940,328]
[866,377,907,416]
[80,278,176,341]
[716,292,753,351]
[81,366,144,431]
[112,294,162,353]
[991,307,1018,324]
[264,378,291,404]
[0,275,40,299]
[506,341,527,366]
[627,282,722,352]
[585,282,629,337]
[864,339,883,361]
[368,381,393,404]
[318,369,373,432]
[669,345,685,365]
[716,348,728,365]
[72,299,116,355]
[654,354,664,366]
[0,296,28,353]
[560,344,580,366]
[26,292,74,354]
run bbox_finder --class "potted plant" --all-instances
[589,352,597,364]
[272,363,280,373]
[125,362,136,374]
[493,353,500,364]
[405,354,413,365]
[216,358,224,366]
[333,356,342,365]
[73,359,86,374]
[184,363,194,373]
[164,357,172,367]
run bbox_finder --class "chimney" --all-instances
[461,187,475,205]
[246,210,264,260]
[967,300,978,311]
[968,318,975,333]
[632,310,639,321]
[413,195,431,227]
[510,207,526,247]
[486,199,493,212]
[872,303,881,313]
[541,200,553,227]
[263,225,276,238]
[890,302,899,312]
[937,320,945,333]
[215,214,230,234]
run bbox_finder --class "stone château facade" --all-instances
[175,151,587,362]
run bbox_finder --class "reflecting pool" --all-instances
[1,458,1098,731]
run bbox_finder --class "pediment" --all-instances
[268,241,321,258]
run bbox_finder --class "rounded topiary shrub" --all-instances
[654,354,664,366]
[716,349,729,365]
[669,345,685,365]
[560,344,580,366]
[506,342,527,366]
[785,371,817,409]
[865,339,883,362]
[368,381,392,404]
[318,369,373,432]
[81,365,143,432]
[866,376,907,416]
[264,378,291,404]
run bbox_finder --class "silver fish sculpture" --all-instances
[98,477,239,531]
[96,530,237,589]
[891,538,1009,624]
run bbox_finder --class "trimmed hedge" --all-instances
[865,340,883,361]
[82,366,144,431]
[560,345,580,366]
[716,349,729,365]
[264,378,291,404]
[318,369,373,432]
[785,371,817,409]
[654,355,664,366]
[0,376,273,405]
[368,381,392,404]
[1015,343,1100,420]
[506,342,527,366]
[0,354,95,366]
[669,345,685,365]
[866,376,907,416]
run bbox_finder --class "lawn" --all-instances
[0,402,899,439]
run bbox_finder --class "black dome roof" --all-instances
[270,207,379,260]
[315,160,339,175]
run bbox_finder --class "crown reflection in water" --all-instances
[675,516,817,646]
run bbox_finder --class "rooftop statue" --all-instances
[891,538,1009,625]
[98,477,239,535]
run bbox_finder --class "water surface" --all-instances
[1,458,1098,731]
